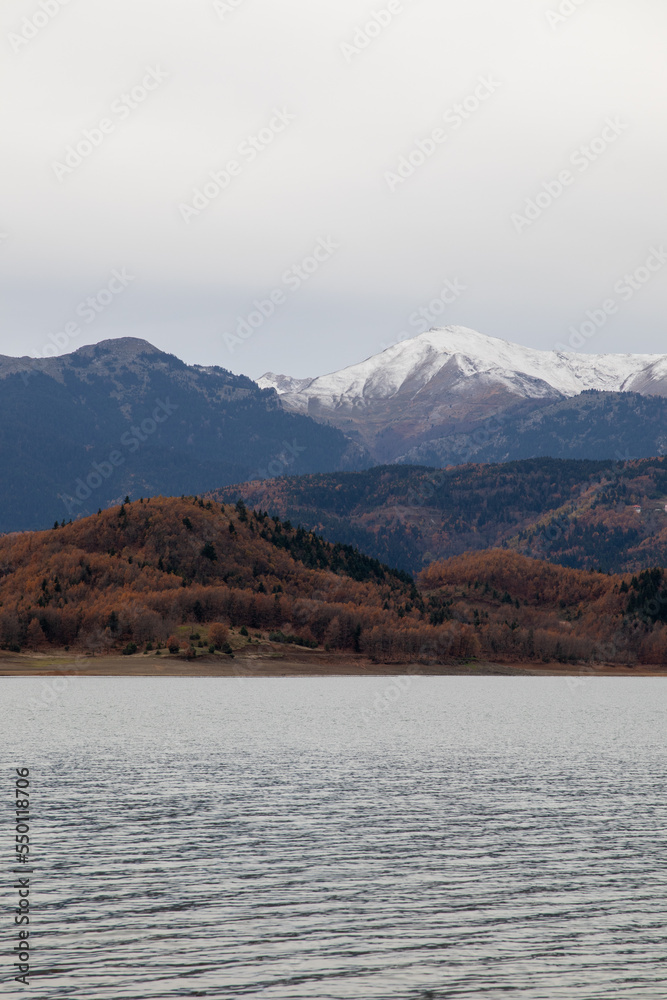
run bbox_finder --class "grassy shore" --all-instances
[1,643,665,678]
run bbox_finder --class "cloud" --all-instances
[1,0,666,378]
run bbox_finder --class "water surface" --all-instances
[1,676,666,998]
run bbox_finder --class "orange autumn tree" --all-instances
[208,623,228,649]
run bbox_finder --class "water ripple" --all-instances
[1,677,666,998]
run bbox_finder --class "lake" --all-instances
[2,676,666,998]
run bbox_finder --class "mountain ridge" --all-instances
[259,326,667,402]
[259,327,667,462]
[213,456,667,576]
[0,337,364,532]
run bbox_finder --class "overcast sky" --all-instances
[2,0,666,379]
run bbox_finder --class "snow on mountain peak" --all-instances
[259,326,667,409]
[257,372,314,395]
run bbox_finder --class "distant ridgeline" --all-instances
[213,456,667,576]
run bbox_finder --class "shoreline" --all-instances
[1,647,665,678]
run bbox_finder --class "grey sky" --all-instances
[2,0,666,379]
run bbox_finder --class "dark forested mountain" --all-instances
[0,338,363,532]
[214,457,667,575]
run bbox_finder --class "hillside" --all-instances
[397,390,667,466]
[0,496,412,658]
[420,551,667,667]
[0,338,363,532]
[0,497,665,668]
[213,457,667,575]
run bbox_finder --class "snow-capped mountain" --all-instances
[258,327,667,463]
[259,326,667,405]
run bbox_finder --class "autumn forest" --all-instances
[1,495,666,668]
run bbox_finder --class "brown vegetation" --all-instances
[421,550,667,666]
[0,497,665,667]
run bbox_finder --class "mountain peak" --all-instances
[262,325,667,403]
[259,325,667,462]
[0,337,171,380]
[72,337,167,361]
